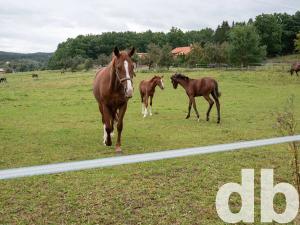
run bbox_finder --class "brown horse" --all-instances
[290,62,300,76]
[171,73,221,123]
[93,47,135,152]
[139,75,164,117]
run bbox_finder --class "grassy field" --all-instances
[266,53,300,63]
[0,68,300,224]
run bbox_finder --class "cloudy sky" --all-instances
[0,0,299,53]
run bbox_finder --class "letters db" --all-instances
[216,169,299,223]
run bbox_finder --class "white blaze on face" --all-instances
[124,60,133,96]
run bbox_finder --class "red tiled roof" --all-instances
[171,46,192,55]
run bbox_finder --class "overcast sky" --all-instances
[0,0,299,53]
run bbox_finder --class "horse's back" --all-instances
[291,62,300,68]
[199,77,217,87]
[192,77,218,96]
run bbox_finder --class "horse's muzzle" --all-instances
[125,89,133,98]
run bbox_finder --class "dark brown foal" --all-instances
[139,75,164,117]
[171,73,221,123]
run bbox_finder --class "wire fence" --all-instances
[136,62,298,73]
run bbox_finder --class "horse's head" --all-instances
[154,75,164,90]
[170,74,179,89]
[113,46,135,98]
[171,73,189,89]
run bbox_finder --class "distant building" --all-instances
[0,68,5,74]
[171,46,192,56]
[137,53,148,59]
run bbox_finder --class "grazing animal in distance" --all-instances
[0,77,7,83]
[290,62,300,76]
[171,73,221,123]
[93,47,135,153]
[32,74,38,79]
[139,75,164,117]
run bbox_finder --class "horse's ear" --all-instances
[161,75,164,78]
[128,47,135,57]
[114,47,120,58]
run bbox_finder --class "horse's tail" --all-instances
[214,80,221,98]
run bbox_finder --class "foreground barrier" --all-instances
[1,135,300,180]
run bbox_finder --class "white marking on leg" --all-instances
[124,60,133,97]
[103,124,107,145]
[149,106,152,116]
[143,106,148,118]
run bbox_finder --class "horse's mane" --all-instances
[173,73,190,80]
[149,75,159,82]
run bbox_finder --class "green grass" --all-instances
[267,53,300,63]
[0,69,300,224]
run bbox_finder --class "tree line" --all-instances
[48,11,300,70]
[0,52,52,72]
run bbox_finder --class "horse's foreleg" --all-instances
[186,97,192,119]
[191,97,200,121]
[149,96,153,116]
[102,105,113,146]
[110,110,118,137]
[140,93,145,114]
[116,103,128,153]
[98,104,107,144]
[204,95,214,122]
[143,95,149,118]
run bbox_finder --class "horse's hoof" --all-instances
[185,116,190,119]
[115,146,122,153]
[105,139,112,146]
[206,118,209,121]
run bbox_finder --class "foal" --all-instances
[139,75,164,117]
[171,73,221,123]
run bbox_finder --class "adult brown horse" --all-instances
[290,62,300,76]
[171,73,221,123]
[139,75,164,117]
[93,47,135,152]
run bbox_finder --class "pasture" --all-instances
[1,69,300,224]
